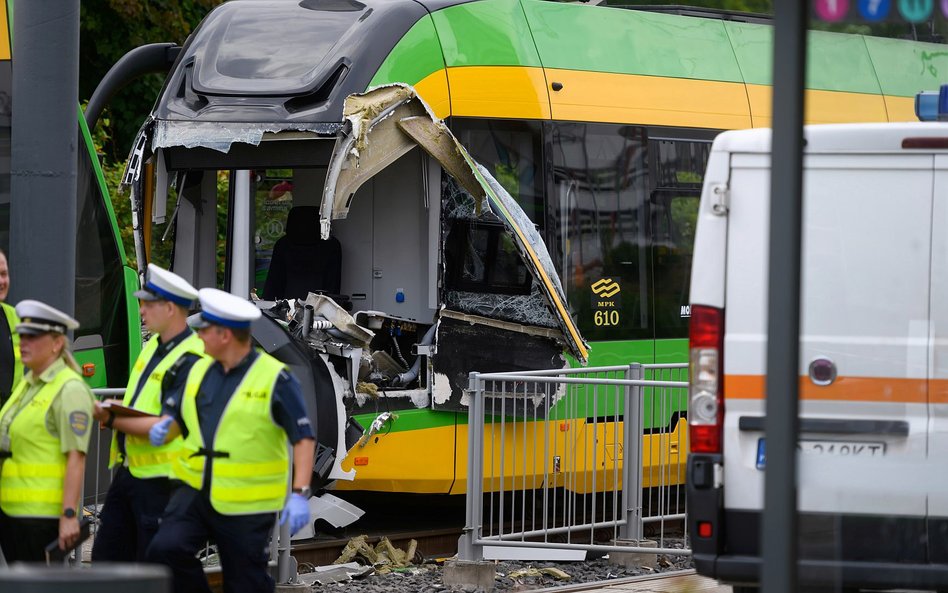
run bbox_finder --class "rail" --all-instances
[458,363,690,561]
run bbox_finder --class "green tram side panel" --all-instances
[368,14,445,88]
[349,338,687,434]
[863,36,948,98]
[522,0,742,81]
[431,0,542,68]
[352,407,456,435]
[78,107,142,383]
[725,22,881,95]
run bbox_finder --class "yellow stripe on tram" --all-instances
[0,1,10,61]
[425,66,911,127]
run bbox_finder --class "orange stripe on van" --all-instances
[725,374,927,404]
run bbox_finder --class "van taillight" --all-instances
[689,305,724,454]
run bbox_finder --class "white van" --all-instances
[687,123,948,591]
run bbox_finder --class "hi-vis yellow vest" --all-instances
[1,302,22,395]
[109,333,204,479]
[172,353,289,515]
[0,366,82,517]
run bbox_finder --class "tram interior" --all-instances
[163,145,439,394]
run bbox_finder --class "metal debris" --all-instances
[333,535,418,573]
[299,561,374,585]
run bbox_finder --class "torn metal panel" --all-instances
[431,315,565,412]
[437,309,563,341]
[152,120,341,154]
[322,84,589,363]
[322,85,428,234]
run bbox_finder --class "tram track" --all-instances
[290,526,463,567]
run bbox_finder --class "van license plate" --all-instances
[755,438,886,470]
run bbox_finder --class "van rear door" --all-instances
[929,151,948,563]
[725,148,932,555]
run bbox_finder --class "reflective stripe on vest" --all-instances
[1,303,22,394]
[173,353,289,515]
[109,333,204,478]
[0,366,81,517]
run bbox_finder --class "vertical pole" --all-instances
[277,447,297,583]
[9,0,80,309]
[764,1,807,592]
[621,363,643,541]
[458,371,484,560]
[231,170,252,298]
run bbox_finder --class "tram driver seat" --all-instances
[263,206,342,301]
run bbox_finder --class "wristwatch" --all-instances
[62,507,76,519]
[105,410,116,429]
[292,486,312,499]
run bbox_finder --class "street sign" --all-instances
[813,0,947,22]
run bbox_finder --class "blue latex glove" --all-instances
[149,417,174,447]
[280,493,310,536]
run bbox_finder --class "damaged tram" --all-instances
[117,0,942,504]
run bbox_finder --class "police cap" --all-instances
[14,299,80,335]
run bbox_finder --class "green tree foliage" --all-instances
[80,1,224,271]
[79,0,224,160]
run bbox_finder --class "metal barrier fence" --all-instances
[457,363,690,561]
[82,389,295,581]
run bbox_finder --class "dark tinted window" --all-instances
[444,220,532,295]
[452,119,545,227]
[76,142,128,383]
[191,3,363,95]
[649,138,711,339]
[550,122,650,341]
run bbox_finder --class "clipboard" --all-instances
[100,401,158,418]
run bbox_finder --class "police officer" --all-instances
[90,264,205,562]
[146,288,315,593]
[0,250,22,407]
[0,300,94,562]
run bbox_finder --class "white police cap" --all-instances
[189,288,261,330]
[14,299,80,335]
[134,264,198,307]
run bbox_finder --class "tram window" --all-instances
[648,138,710,339]
[445,220,532,295]
[652,192,699,339]
[550,122,651,341]
[75,139,129,382]
[246,168,338,301]
[451,118,544,227]
[652,139,710,191]
[253,169,296,294]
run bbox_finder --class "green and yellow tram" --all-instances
[119,0,946,499]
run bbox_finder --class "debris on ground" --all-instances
[310,538,692,592]
[299,562,374,586]
[333,535,419,573]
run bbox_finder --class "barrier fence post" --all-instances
[277,453,296,584]
[621,364,644,541]
[458,372,483,561]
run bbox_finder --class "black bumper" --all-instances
[695,554,948,590]
[687,454,948,590]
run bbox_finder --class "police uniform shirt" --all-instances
[116,327,201,460]
[0,358,94,454]
[162,349,314,490]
